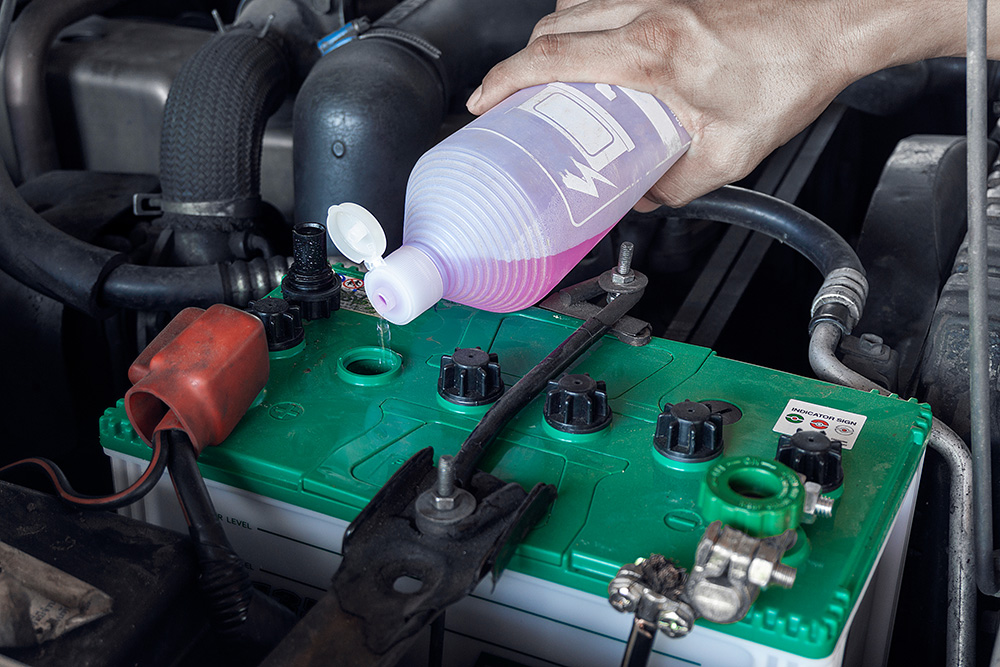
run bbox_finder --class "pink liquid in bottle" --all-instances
[328,82,690,325]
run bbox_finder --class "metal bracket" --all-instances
[261,447,556,666]
[538,275,652,346]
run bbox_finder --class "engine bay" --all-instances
[0,1,997,666]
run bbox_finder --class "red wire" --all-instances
[0,437,167,509]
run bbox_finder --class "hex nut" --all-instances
[611,272,635,286]
[608,577,641,613]
[432,494,456,511]
[747,557,775,588]
[657,608,693,638]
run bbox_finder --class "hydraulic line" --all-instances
[966,0,998,598]
[809,321,975,667]
[808,322,886,393]
[673,186,869,347]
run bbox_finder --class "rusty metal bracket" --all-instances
[538,274,652,346]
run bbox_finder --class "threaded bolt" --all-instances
[617,242,634,275]
[814,495,835,518]
[436,455,455,499]
[611,241,636,287]
[770,564,797,588]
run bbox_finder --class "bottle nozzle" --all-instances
[365,246,444,324]
[326,203,443,324]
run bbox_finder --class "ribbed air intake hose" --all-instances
[157,25,289,263]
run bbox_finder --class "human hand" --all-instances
[467,0,965,207]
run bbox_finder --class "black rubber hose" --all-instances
[158,25,289,235]
[672,186,864,276]
[0,163,122,314]
[102,264,227,309]
[0,0,229,313]
[293,0,552,249]
[0,154,237,313]
[3,0,123,181]
[294,37,445,251]
[166,431,295,660]
[0,0,240,313]
[371,0,554,104]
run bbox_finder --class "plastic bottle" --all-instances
[327,82,690,325]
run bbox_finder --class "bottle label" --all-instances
[518,83,636,184]
[482,82,688,229]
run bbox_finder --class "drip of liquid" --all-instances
[377,318,392,370]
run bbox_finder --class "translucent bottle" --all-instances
[327,82,690,325]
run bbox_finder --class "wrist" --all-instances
[835,0,967,82]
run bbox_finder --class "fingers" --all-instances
[468,0,653,114]
[632,196,661,213]
[645,135,764,207]
[636,161,728,210]
[646,162,717,208]
[529,0,642,45]
[468,28,645,114]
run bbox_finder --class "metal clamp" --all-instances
[539,242,653,346]
[132,193,264,219]
[608,555,695,667]
[684,521,797,625]
[810,267,869,333]
[608,557,696,639]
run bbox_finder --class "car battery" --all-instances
[101,278,928,667]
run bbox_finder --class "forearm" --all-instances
[838,0,999,78]
[467,0,1000,207]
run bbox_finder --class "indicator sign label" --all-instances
[773,399,867,450]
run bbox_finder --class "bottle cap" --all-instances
[326,203,443,324]
[326,202,387,270]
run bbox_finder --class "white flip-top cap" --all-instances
[327,203,444,325]
[327,202,386,269]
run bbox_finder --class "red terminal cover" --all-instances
[125,304,269,455]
